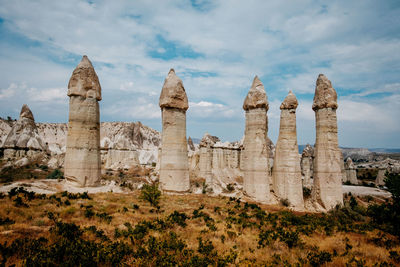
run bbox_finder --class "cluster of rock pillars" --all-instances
[12,56,346,211]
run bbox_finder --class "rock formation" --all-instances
[198,133,219,184]
[375,167,386,186]
[64,56,101,187]
[188,137,195,151]
[344,157,358,185]
[159,69,190,192]
[312,74,343,209]
[272,91,304,207]
[1,104,47,160]
[241,76,270,202]
[301,144,314,187]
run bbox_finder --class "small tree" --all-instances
[140,183,161,209]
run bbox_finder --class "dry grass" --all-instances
[0,189,399,266]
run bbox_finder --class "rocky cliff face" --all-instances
[0,117,161,170]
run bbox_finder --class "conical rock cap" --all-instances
[312,74,337,111]
[68,55,102,101]
[280,90,298,110]
[159,69,189,110]
[243,76,268,111]
[20,104,34,121]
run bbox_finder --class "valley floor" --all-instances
[0,187,399,266]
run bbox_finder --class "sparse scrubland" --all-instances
[0,173,398,266]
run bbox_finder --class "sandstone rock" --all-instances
[188,137,195,151]
[2,104,47,159]
[375,167,386,186]
[241,76,270,202]
[64,56,101,187]
[312,74,338,111]
[68,55,101,101]
[243,76,269,111]
[301,144,314,187]
[159,69,188,110]
[198,133,217,184]
[159,69,190,192]
[272,91,304,208]
[344,157,358,185]
[312,74,343,210]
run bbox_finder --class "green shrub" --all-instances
[280,198,290,207]
[140,183,161,208]
[47,169,64,179]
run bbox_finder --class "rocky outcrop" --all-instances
[272,91,303,208]
[198,133,219,184]
[312,74,343,210]
[1,104,47,160]
[241,76,270,202]
[100,122,160,169]
[64,56,101,187]
[301,144,313,187]
[159,69,190,192]
[344,157,358,185]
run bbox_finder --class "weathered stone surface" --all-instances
[312,74,338,111]
[242,76,270,202]
[301,144,314,187]
[272,91,304,208]
[312,74,343,210]
[188,137,195,151]
[65,56,101,187]
[159,69,189,110]
[375,168,386,186]
[243,76,269,111]
[344,157,358,185]
[198,133,218,184]
[68,55,101,101]
[2,104,47,157]
[159,70,190,192]
[280,90,298,110]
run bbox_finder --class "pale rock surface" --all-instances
[375,167,386,186]
[272,91,304,208]
[159,69,190,192]
[241,76,270,202]
[344,157,358,185]
[301,144,314,187]
[2,104,47,159]
[312,74,343,210]
[0,119,13,148]
[198,133,219,184]
[64,56,101,187]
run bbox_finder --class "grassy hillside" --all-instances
[0,186,399,266]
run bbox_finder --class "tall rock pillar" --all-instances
[312,74,343,209]
[272,91,304,208]
[65,56,101,187]
[159,69,190,192]
[242,76,270,202]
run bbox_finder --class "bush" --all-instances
[307,250,332,267]
[47,169,64,179]
[303,187,311,198]
[140,183,161,208]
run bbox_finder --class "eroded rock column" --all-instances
[272,91,304,208]
[301,144,314,187]
[242,76,270,202]
[312,74,343,209]
[65,56,101,187]
[159,69,190,192]
[198,133,219,185]
[345,157,358,185]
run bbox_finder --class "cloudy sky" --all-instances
[0,0,399,148]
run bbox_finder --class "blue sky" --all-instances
[0,0,399,148]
